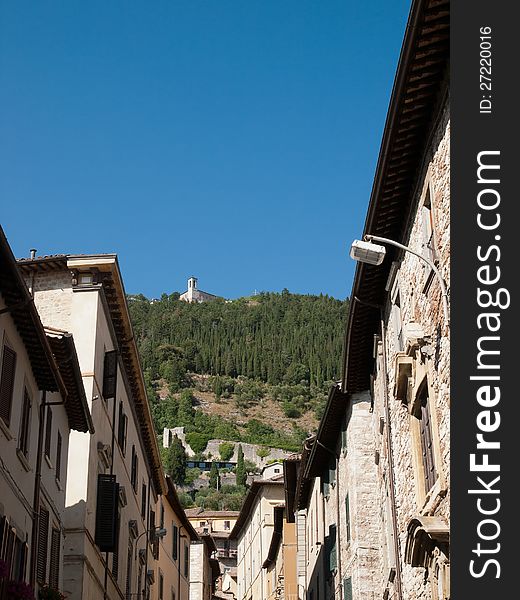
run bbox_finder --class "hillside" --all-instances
[128,290,349,451]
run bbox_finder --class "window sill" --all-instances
[16,448,32,472]
[420,477,448,516]
[0,417,13,440]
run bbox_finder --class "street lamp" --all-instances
[350,234,449,326]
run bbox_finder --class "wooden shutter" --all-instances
[44,407,53,458]
[172,524,178,560]
[112,513,120,580]
[56,431,62,481]
[126,541,133,599]
[49,528,61,589]
[419,387,437,493]
[345,494,351,542]
[141,483,147,518]
[103,350,118,400]
[184,543,188,577]
[343,576,353,600]
[95,474,119,552]
[37,506,49,583]
[0,345,16,426]
[19,388,31,456]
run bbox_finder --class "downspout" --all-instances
[380,316,403,600]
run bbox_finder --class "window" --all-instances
[421,188,439,293]
[37,506,49,583]
[56,431,62,482]
[102,350,118,401]
[131,446,138,492]
[391,283,404,352]
[44,407,52,459]
[160,503,165,529]
[0,343,16,427]
[414,380,437,495]
[49,528,60,589]
[18,387,31,456]
[184,543,189,577]
[159,570,164,600]
[172,524,178,560]
[224,521,230,531]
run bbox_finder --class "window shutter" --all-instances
[345,494,351,542]
[49,528,61,589]
[112,514,120,580]
[103,350,118,400]
[419,389,437,493]
[322,469,330,497]
[184,543,189,577]
[0,345,16,426]
[172,524,178,560]
[141,483,147,518]
[56,432,62,481]
[126,541,133,599]
[343,576,353,600]
[95,474,119,552]
[44,408,53,458]
[19,388,31,456]
[37,506,50,583]
[328,524,337,572]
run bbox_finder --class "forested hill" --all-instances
[128,290,349,389]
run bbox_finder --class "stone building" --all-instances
[18,253,167,600]
[0,227,93,599]
[189,532,220,600]
[185,508,239,597]
[230,474,287,600]
[342,0,450,598]
[153,476,199,600]
[284,385,379,600]
[179,278,220,304]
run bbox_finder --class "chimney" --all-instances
[30,248,37,259]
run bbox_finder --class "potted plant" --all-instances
[5,580,35,600]
[38,585,66,600]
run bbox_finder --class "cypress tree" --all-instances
[209,462,220,489]
[236,444,246,487]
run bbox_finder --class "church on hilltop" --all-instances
[179,276,220,303]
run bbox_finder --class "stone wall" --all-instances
[337,391,380,600]
[372,101,450,600]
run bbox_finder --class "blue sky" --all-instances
[1,1,410,300]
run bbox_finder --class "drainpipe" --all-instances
[380,317,403,600]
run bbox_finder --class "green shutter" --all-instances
[345,494,351,542]
[343,576,353,600]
